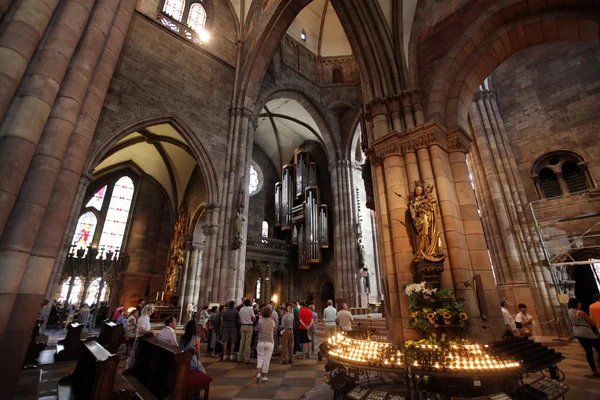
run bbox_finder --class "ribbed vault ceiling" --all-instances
[255,98,323,169]
[95,124,198,209]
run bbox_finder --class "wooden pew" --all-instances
[123,335,212,400]
[97,320,124,354]
[55,323,84,362]
[58,339,135,400]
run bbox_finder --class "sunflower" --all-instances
[459,312,468,320]
[427,313,435,320]
[412,311,419,318]
[443,312,451,319]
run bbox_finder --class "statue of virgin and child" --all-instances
[408,180,445,263]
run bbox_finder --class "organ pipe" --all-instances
[275,148,328,269]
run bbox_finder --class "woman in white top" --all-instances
[515,303,534,337]
[125,308,139,355]
[126,303,155,369]
[255,305,276,383]
[568,297,600,377]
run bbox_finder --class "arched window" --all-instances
[71,212,98,251]
[249,164,262,195]
[533,151,593,199]
[538,168,561,199]
[256,278,261,300]
[59,277,83,304]
[98,176,135,251]
[333,68,343,83]
[261,221,269,238]
[562,162,588,193]
[187,3,207,33]
[163,0,185,21]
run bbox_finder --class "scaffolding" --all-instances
[530,190,600,337]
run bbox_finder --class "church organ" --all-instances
[275,148,328,269]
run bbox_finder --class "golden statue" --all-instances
[408,181,445,263]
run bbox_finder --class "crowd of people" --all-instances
[114,297,352,383]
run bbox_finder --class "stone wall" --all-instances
[491,42,600,202]
[94,12,236,176]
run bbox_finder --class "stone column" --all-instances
[0,0,14,21]
[264,262,272,304]
[0,1,136,394]
[0,0,95,233]
[555,172,570,196]
[190,244,204,308]
[177,242,192,312]
[366,101,504,342]
[198,206,219,306]
[0,0,60,122]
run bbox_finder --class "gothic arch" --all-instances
[424,3,600,132]
[255,86,341,165]
[85,114,220,206]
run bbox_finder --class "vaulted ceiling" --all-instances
[95,124,198,209]
[254,98,324,169]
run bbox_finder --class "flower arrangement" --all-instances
[406,282,470,338]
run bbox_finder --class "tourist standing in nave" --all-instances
[279,306,294,364]
[255,305,276,383]
[309,304,318,356]
[221,301,240,361]
[157,315,178,347]
[568,297,600,377]
[64,303,76,329]
[500,300,519,338]
[180,320,206,373]
[238,299,255,363]
[323,299,337,338]
[336,303,354,332]
[211,305,224,358]
[292,301,301,353]
[126,303,155,369]
[298,302,314,359]
[78,303,90,331]
[197,305,209,342]
[270,301,280,355]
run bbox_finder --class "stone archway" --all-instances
[318,277,335,314]
[425,4,600,132]
[244,267,264,302]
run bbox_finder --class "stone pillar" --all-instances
[190,244,204,308]
[555,172,570,196]
[366,103,504,343]
[177,242,192,312]
[0,1,136,394]
[0,0,14,21]
[468,90,559,333]
[264,262,272,304]
[198,206,219,306]
[0,0,60,122]
[0,0,95,233]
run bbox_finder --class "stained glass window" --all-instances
[187,3,207,33]
[98,176,135,251]
[85,277,107,305]
[72,212,97,251]
[59,277,83,304]
[261,221,269,238]
[85,185,107,210]
[163,0,184,21]
[249,165,260,195]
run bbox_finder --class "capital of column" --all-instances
[447,128,472,153]
[80,171,94,187]
[365,97,389,117]
[387,95,403,114]
[365,120,450,161]
[201,224,219,236]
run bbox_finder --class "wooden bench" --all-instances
[56,323,84,362]
[96,320,124,354]
[58,339,135,399]
[123,335,212,400]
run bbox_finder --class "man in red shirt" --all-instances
[298,302,314,359]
